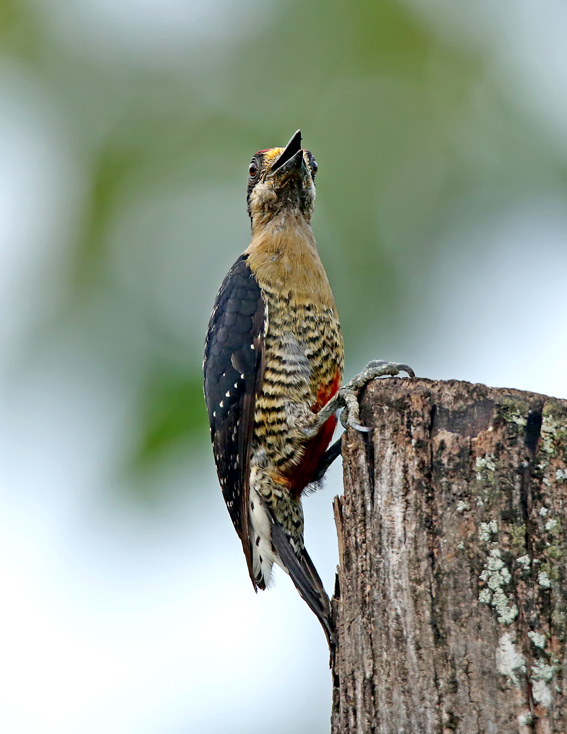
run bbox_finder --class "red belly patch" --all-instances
[287,371,341,496]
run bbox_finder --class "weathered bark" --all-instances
[331,378,567,734]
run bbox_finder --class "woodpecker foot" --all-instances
[338,360,414,433]
[301,361,414,440]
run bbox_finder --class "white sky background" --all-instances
[1,1,567,732]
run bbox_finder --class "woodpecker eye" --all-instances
[249,161,258,179]
[311,159,318,177]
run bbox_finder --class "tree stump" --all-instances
[331,378,567,734]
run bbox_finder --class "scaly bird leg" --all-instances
[303,360,415,443]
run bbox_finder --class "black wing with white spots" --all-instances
[203,254,266,585]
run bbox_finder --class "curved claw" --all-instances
[339,407,371,433]
[396,363,415,378]
[352,422,371,433]
[339,410,350,430]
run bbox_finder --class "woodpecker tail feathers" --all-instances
[268,511,336,653]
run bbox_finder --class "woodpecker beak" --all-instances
[271,129,303,174]
[248,129,314,221]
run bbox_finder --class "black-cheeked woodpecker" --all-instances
[203,130,413,649]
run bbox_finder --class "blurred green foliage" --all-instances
[2,0,566,488]
[136,372,206,464]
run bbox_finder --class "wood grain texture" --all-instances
[331,378,567,734]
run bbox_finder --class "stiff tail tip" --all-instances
[268,511,336,657]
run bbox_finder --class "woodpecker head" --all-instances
[246,130,318,227]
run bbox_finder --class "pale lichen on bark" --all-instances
[331,378,567,734]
